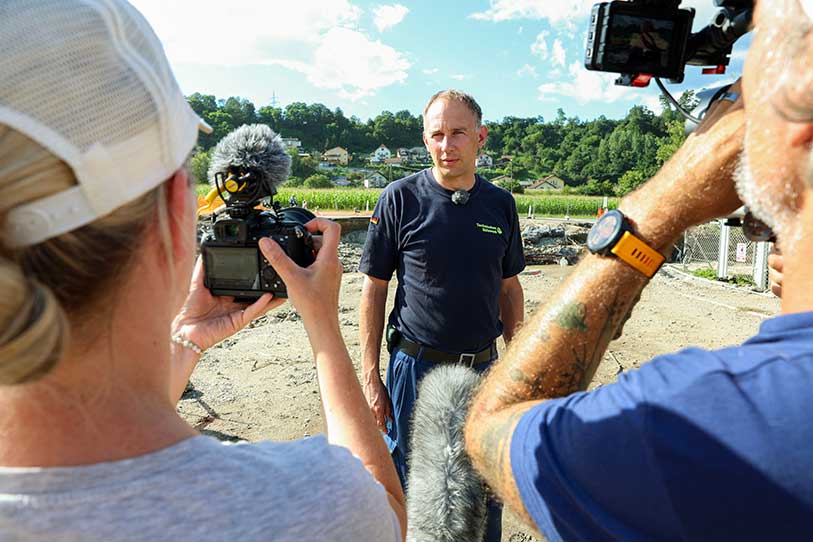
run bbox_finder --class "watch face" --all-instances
[587,210,623,253]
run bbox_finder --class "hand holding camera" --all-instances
[259,218,345,351]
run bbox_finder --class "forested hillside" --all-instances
[187,91,697,196]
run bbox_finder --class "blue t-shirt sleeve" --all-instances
[509,369,680,542]
[502,197,525,278]
[358,190,398,280]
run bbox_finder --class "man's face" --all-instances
[422,99,487,180]
[738,0,809,240]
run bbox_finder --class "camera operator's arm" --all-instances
[260,220,406,540]
[360,275,393,431]
[465,83,745,529]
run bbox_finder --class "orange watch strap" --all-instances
[610,231,665,278]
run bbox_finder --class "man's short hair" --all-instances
[423,90,483,128]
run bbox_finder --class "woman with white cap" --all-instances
[0,1,405,540]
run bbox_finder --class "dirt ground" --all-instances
[179,219,780,542]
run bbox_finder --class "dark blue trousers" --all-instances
[384,345,502,542]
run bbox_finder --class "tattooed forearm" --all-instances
[476,256,649,414]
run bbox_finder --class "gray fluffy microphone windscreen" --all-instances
[406,365,487,542]
[207,124,291,196]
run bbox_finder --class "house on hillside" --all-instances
[281,138,301,151]
[322,146,349,166]
[409,146,429,162]
[364,172,388,188]
[370,144,391,164]
[476,153,494,168]
[384,156,403,166]
[528,175,566,190]
[332,175,351,187]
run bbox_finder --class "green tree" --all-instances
[304,174,332,189]
[189,149,211,184]
[285,176,303,187]
[615,169,648,196]
[500,179,524,194]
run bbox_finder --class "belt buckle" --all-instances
[459,353,476,367]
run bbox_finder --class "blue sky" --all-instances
[130,0,751,123]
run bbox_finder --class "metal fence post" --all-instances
[753,241,771,290]
[717,220,730,279]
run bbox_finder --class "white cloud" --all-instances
[641,94,665,113]
[450,74,467,81]
[471,0,595,23]
[423,68,440,75]
[552,39,566,67]
[531,31,549,60]
[517,64,539,79]
[537,61,639,104]
[373,4,409,32]
[518,26,524,35]
[274,28,410,100]
[128,0,410,100]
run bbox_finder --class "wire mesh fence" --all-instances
[678,220,772,291]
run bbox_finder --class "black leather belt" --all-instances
[394,336,495,366]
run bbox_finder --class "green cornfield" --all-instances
[196,185,618,218]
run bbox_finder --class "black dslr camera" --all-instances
[585,0,752,86]
[200,125,316,301]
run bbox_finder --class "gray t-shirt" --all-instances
[0,435,401,541]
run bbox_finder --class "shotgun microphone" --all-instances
[406,365,487,542]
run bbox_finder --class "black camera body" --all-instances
[201,206,316,301]
[585,0,753,86]
[199,124,318,302]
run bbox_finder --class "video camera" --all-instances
[585,0,753,86]
[200,124,316,301]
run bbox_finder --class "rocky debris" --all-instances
[523,245,584,266]
[272,309,301,323]
[338,243,363,272]
[521,224,566,243]
[248,315,270,328]
[518,220,591,265]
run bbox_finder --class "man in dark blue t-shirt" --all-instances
[359,90,525,541]
[464,3,813,540]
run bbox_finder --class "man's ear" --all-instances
[422,130,429,149]
[478,125,488,148]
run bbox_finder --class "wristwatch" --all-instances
[587,210,665,278]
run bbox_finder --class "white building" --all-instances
[281,137,301,151]
[476,154,493,168]
[364,172,388,188]
[370,144,391,164]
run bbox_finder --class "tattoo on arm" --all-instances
[555,302,588,332]
[475,409,526,496]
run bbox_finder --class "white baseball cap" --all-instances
[0,0,212,247]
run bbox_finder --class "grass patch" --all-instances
[691,268,756,288]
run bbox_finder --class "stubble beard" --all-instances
[734,146,801,246]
